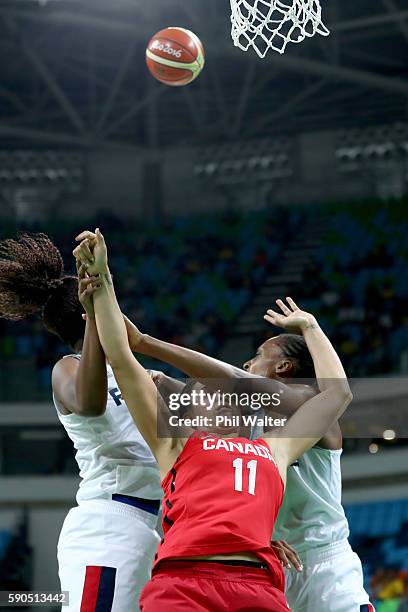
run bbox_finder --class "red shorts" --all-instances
[140,561,290,611]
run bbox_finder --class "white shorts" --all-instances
[284,540,375,612]
[57,499,160,612]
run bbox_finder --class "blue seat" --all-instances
[0,529,12,561]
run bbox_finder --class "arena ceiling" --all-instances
[0,0,407,150]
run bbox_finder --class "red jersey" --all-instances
[155,432,285,591]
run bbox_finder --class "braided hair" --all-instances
[0,233,85,348]
[274,333,315,379]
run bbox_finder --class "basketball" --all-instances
[146,27,205,86]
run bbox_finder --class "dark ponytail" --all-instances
[0,233,85,349]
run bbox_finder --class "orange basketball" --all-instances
[146,27,205,87]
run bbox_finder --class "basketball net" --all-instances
[230,0,330,57]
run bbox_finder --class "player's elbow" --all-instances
[339,380,353,404]
[331,381,353,410]
[343,389,353,408]
[344,387,353,403]
[324,379,352,407]
[75,398,106,417]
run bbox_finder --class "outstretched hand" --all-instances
[264,297,317,335]
[73,228,108,276]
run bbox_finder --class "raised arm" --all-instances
[265,298,352,469]
[126,317,245,379]
[124,316,312,416]
[74,230,179,474]
[52,262,107,417]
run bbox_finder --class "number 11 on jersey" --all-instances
[232,458,257,495]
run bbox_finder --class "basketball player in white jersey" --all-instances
[117,305,375,612]
[0,233,161,612]
[247,320,375,612]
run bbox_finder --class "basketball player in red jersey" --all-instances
[74,229,353,612]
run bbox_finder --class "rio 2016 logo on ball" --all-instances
[146,27,205,86]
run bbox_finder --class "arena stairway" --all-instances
[219,217,330,367]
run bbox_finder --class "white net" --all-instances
[230,0,330,57]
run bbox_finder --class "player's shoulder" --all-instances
[52,354,80,373]
[51,354,81,388]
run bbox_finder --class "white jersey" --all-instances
[252,411,349,554]
[273,446,350,554]
[54,356,162,505]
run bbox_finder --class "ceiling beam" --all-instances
[243,79,327,137]
[257,51,408,97]
[0,124,142,152]
[332,9,408,32]
[2,6,408,38]
[2,17,86,134]
[381,0,408,42]
[327,0,341,65]
[0,8,138,36]
[0,86,27,113]
[101,86,167,138]
[344,48,406,70]
[96,38,138,133]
